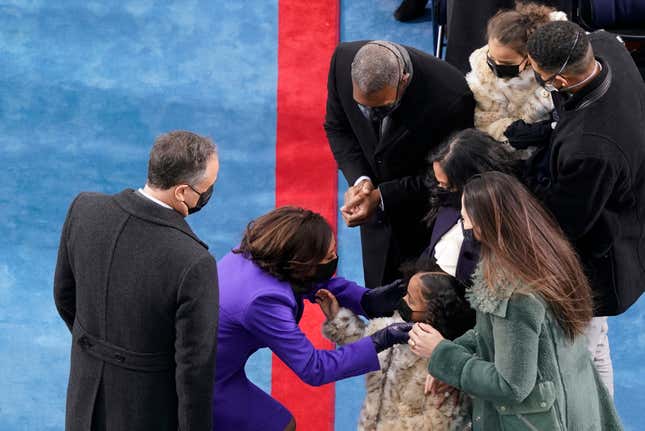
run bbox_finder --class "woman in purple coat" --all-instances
[213,207,412,431]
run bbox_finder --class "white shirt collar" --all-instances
[138,188,173,210]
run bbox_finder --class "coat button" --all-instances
[475,416,481,421]
[500,406,506,412]
[114,354,126,363]
[540,402,547,408]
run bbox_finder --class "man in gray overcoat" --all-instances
[54,130,220,430]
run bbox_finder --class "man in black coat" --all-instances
[324,40,474,288]
[54,131,220,430]
[526,22,645,395]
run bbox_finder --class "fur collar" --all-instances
[467,47,542,98]
[465,264,521,317]
[466,9,567,105]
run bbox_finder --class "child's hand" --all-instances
[315,289,339,320]
[429,376,460,408]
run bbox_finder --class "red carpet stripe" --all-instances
[273,0,339,430]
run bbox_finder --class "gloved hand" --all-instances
[360,279,408,318]
[370,322,413,353]
[504,119,553,150]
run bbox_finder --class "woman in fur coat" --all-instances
[467,2,566,150]
[316,268,474,431]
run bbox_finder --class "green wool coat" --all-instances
[428,267,623,430]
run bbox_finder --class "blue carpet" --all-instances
[0,1,277,429]
[0,0,643,429]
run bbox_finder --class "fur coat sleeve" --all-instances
[322,307,368,345]
[465,10,566,142]
[466,46,555,142]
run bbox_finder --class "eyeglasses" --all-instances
[188,184,207,196]
[534,32,580,89]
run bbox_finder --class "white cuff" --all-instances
[353,176,371,187]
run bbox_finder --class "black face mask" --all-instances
[358,101,399,123]
[435,188,462,210]
[312,257,338,283]
[486,55,525,79]
[357,71,404,123]
[187,184,214,215]
[397,298,414,322]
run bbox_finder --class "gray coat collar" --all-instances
[465,264,519,317]
[113,189,208,249]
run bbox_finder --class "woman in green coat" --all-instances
[408,172,622,430]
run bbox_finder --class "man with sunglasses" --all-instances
[54,131,220,430]
[324,40,474,288]
[526,21,645,397]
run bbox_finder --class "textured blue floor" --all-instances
[0,0,643,430]
[0,2,278,429]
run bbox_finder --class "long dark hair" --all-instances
[463,172,593,339]
[425,128,518,223]
[234,206,333,283]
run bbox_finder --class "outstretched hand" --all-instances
[315,289,339,321]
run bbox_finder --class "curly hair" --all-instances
[527,21,592,75]
[419,273,475,340]
[487,2,555,56]
[398,260,475,340]
[234,207,333,284]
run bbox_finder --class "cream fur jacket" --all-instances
[466,11,567,144]
[323,309,472,431]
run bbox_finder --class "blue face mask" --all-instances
[461,220,479,245]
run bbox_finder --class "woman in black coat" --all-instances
[419,128,519,286]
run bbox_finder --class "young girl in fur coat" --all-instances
[467,2,566,151]
[316,267,474,431]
